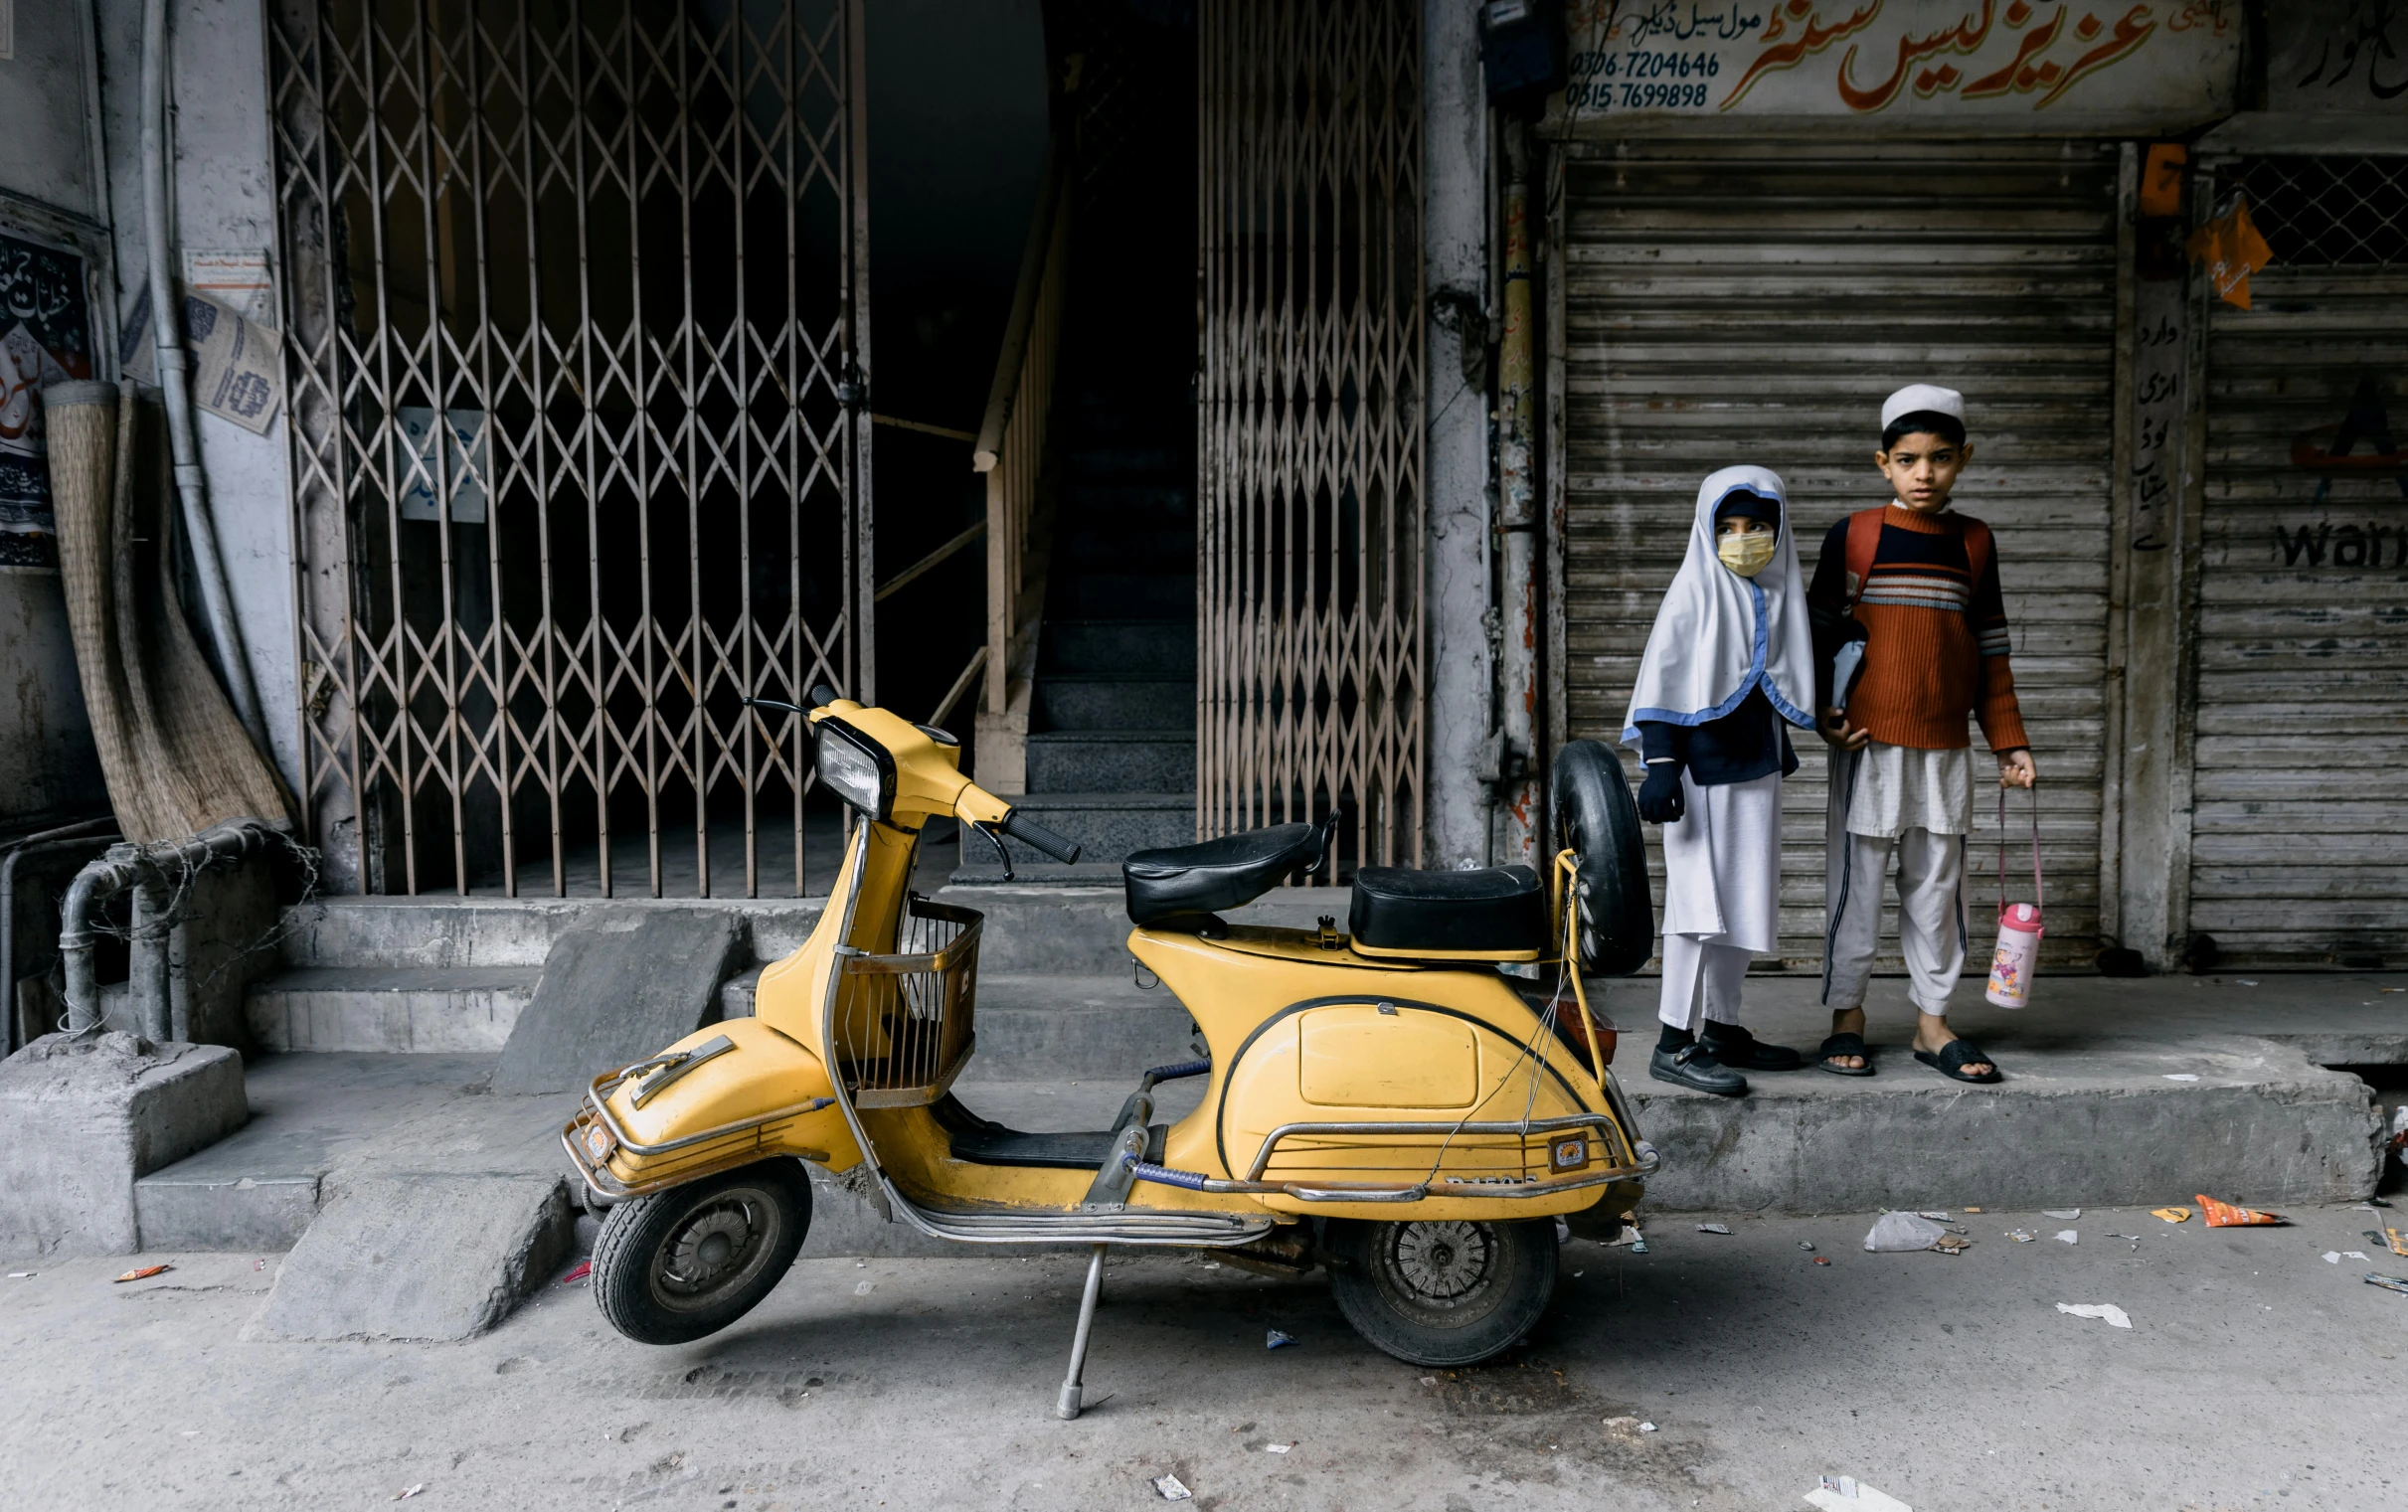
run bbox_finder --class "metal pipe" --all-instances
[58,821,277,1038]
[0,818,119,1052]
[1494,117,1541,869]
[129,880,172,1041]
[1054,1244,1107,1421]
[140,0,267,750]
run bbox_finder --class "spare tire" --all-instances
[1550,740,1654,976]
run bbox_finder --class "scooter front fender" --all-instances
[563,1018,860,1203]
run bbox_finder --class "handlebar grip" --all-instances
[1002,808,1082,865]
[808,682,841,709]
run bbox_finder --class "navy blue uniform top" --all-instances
[1636,687,1799,786]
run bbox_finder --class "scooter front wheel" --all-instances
[1325,1217,1557,1367]
[592,1159,812,1345]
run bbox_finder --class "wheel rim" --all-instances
[648,1184,784,1313]
[1380,1222,1500,1310]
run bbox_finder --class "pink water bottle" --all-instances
[1986,903,2042,1008]
[1986,785,2044,1008]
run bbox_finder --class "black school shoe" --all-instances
[1649,1042,1749,1096]
[1700,1023,1806,1071]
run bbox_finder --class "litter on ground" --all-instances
[2384,1229,2408,1258]
[1266,1443,1291,1454]
[1932,1234,1973,1255]
[2055,1231,2079,1245]
[2056,1302,2133,1328]
[1963,1207,1984,1214]
[394,1487,426,1502]
[112,1264,171,1283]
[6,1271,32,1278]
[2162,1074,2200,1082]
[561,1260,591,1284]
[1814,1257,1831,1265]
[2324,1252,2341,1264]
[2005,1229,2036,1243]
[1800,1241,1816,1252]
[2198,1194,2284,1227]
[2364,1274,2408,1297]
[2151,1207,2192,1224]
[1640,1422,1658,1432]
[1266,1329,1296,1350]
[1806,1473,1914,1510]
[1863,1212,1947,1253]
[2344,1252,2368,1260]
[1697,1224,1732,1235]
[2043,1209,2081,1220]
[1915,1211,1949,1221]
[1153,1473,1193,1501]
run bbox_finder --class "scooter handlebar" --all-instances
[1002,808,1082,865]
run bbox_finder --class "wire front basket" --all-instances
[832,896,981,1108]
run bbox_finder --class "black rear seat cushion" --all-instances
[1123,822,1323,926]
[1349,865,1547,954]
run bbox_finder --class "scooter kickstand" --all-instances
[1055,1244,1108,1421]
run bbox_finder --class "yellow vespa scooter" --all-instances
[564,687,1658,1412]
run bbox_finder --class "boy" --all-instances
[1807,385,2037,1084]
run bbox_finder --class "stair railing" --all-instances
[971,146,1072,795]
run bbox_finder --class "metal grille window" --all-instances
[1196,0,1426,874]
[2221,156,2408,268]
[267,0,869,898]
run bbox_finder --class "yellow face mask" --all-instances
[1716,531,1777,579]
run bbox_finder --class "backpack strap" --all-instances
[1841,508,1883,612]
[1960,516,1992,594]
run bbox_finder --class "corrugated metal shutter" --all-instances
[1556,139,2119,969]
[2192,157,2408,968]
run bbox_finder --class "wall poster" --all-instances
[0,228,95,568]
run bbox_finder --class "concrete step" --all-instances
[1043,618,1194,677]
[975,792,1195,865]
[1028,730,1194,791]
[1035,675,1195,733]
[248,966,543,1054]
[274,896,825,971]
[1052,573,1197,619]
[935,882,1345,974]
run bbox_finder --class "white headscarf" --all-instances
[1620,464,1816,744]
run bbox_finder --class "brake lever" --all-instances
[970,819,1015,883]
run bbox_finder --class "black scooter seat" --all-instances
[1122,821,1326,926]
[1349,864,1547,957]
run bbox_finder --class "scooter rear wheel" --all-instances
[1325,1217,1558,1367]
[592,1159,812,1345]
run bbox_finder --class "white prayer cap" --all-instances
[1882,384,1966,428]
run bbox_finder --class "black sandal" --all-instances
[1701,1023,1804,1072]
[1914,1039,2002,1085]
[1817,1032,1876,1078]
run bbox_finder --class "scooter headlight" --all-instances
[814,716,894,820]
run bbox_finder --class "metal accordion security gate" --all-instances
[1196,0,1426,875]
[266,0,870,898]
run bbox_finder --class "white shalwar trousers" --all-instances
[1656,770,1781,1032]
[1822,750,1969,1014]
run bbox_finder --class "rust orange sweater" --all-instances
[1805,505,2029,753]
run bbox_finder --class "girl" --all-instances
[1623,465,1818,1095]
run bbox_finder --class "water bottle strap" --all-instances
[1995,782,2043,918]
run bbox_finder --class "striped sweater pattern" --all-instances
[1806,504,2028,753]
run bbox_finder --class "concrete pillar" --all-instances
[1423,0,1492,870]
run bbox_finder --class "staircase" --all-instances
[993,363,1198,872]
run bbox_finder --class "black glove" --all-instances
[1637,761,1685,824]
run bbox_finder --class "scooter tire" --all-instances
[1324,1217,1558,1368]
[592,1158,812,1346]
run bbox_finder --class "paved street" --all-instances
[3,1201,2402,1510]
